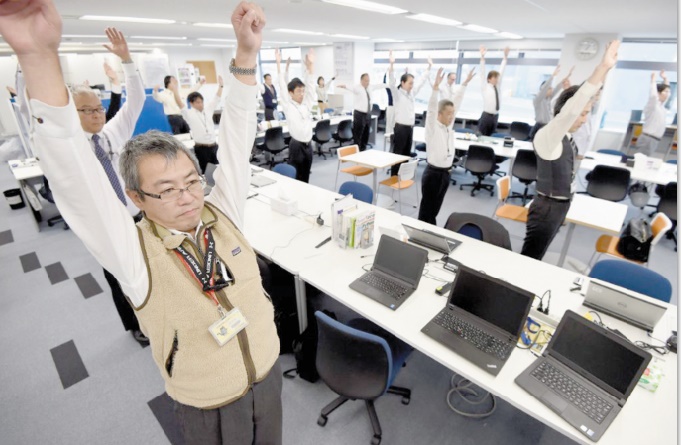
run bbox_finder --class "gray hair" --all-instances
[119,130,201,197]
[70,85,100,100]
[438,99,454,114]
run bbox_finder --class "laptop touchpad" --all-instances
[541,391,569,413]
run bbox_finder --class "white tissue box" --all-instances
[270,196,298,216]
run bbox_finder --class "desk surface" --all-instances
[7,158,43,181]
[412,127,533,158]
[339,150,411,169]
[580,152,678,186]
[565,194,628,234]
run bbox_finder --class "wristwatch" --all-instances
[229,58,256,76]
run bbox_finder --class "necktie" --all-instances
[92,134,127,205]
[365,88,371,113]
[494,85,499,111]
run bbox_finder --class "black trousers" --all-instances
[418,165,451,225]
[168,114,191,135]
[265,107,276,121]
[391,123,413,176]
[477,112,499,136]
[352,110,371,151]
[194,143,219,173]
[521,194,572,260]
[288,138,313,183]
[103,268,140,332]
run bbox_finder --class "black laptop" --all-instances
[421,263,534,376]
[515,310,651,442]
[349,235,428,310]
[402,223,462,254]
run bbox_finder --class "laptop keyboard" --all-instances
[531,361,613,424]
[360,273,409,300]
[433,311,513,360]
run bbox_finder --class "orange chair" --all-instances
[587,212,672,269]
[494,176,528,224]
[379,160,419,214]
[334,144,373,191]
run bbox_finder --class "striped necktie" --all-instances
[365,88,371,113]
[92,134,127,205]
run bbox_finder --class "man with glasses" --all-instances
[3,0,282,441]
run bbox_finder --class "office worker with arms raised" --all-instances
[2,1,281,443]
[521,41,620,261]
[337,73,387,152]
[478,45,509,136]
[635,70,671,156]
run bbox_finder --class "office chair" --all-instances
[313,119,332,159]
[444,212,512,250]
[494,176,528,224]
[507,149,537,205]
[272,163,296,179]
[379,159,419,215]
[510,122,532,141]
[38,177,69,230]
[258,127,288,169]
[331,119,354,153]
[334,144,373,191]
[315,311,412,445]
[339,181,374,204]
[584,165,631,202]
[589,260,672,303]
[655,182,677,251]
[491,132,507,139]
[459,145,496,197]
[454,128,475,134]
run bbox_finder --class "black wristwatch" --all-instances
[229,58,256,76]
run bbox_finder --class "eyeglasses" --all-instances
[77,107,107,115]
[139,177,206,202]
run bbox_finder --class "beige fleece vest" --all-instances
[134,203,280,409]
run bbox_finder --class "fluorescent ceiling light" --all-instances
[496,32,523,39]
[197,38,236,42]
[200,44,233,48]
[321,0,407,15]
[79,15,175,24]
[151,43,193,47]
[294,42,328,46]
[193,22,233,28]
[130,36,187,40]
[63,34,101,38]
[459,24,498,33]
[330,34,369,40]
[373,38,404,42]
[272,29,324,36]
[406,13,462,27]
[263,41,290,45]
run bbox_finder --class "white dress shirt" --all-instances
[315,78,335,103]
[152,88,181,115]
[426,89,455,168]
[389,68,430,126]
[181,94,220,145]
[278,72,317,143]
[480,57,507,114]
[642,81,668,138]
[439,82,467,114]
[28,74,255,308]
[346,83,386,113]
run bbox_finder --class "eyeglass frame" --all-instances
[138,177,207,202]
[77,107,107,115]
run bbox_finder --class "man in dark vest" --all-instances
[260,73,278,121]
[521,41,620,261]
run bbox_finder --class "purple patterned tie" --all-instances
[92,134,126,205]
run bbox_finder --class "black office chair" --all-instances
[584,165,631,202]
[510,121,532,141]
[507,149,537,205]
[315,311,412,445]
[38,177,69,230]
[331,119,354,154]
[313,119,332,159]
[444,212,512,250]
[258,127,288,169]
[459,145,496,196]
[656,182,677,250]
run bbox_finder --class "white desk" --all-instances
[7,158,45,231]
[412,127,533,159]
[579,152,678,186]
[338,150,411,203]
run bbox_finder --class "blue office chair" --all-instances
[491,132,507,139]
[272,163,296,179]
[589,260,672,303]
[597,149,625,157]
[444,212,512,250]
[315,311,412,445]
[455,128,475,134]
[339,181,374,204]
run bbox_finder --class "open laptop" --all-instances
[349,235,428,310]
[421,263,534,376]
[583,279,667,331]
[402,223,462,254]
[515,310,651,442]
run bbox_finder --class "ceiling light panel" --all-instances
[321,0,408,15]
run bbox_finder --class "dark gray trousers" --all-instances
[521,194,571,260]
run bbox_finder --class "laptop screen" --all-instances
[374,235,428,287]
[402,224,461,254]
[448,265,533,337]
[549,311,651,398]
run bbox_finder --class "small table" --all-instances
[579,151,678,186]
[338,150,411,204]
[558,194,628,267]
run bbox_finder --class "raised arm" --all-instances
[479,45,487,94]
[413,56,432,96]
[552,65,573,99]
[206,75,224,115]
[189,77,206,94]
[168,78,185,110]
[498,46,509,84]
[103,62,122,121]
[427,68,443,130]
[302,49,317,108]
[152,85,163,102]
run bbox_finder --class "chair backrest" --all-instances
[597,149,624,157]
[496,176,511,202]
[264,126,286,151]
[397,159,418,182]
[338,144,359,159]
[314,119,332,141]
[272,163,296,178]
[338,181,374,204]
[444,212,512,250]
[510,121,532,140]
[656,182,677,222]
[589,260,672,302]
[511,149,538,182]
[586,165,631,202]
[455,128,475,134]
[337,119,353,138]
[464,145,496,174]
[315,311,391,400]
[649,212,673,246]
[458,223,483,240]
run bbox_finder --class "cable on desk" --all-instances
[270,227,316,257]
[587,311,630,341]
[446,373,497,418]
[516,329,553,350]
[422,268,450,283]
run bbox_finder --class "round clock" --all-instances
[576,38,599,60]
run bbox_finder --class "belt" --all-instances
[537,192,571,202]
[642,132,661,141]
[426,163,451,172]
[395,123,413,129]
[481,111,498,117]
[353,110,368,115]
[193,142,218,148]
[265,106,276,110]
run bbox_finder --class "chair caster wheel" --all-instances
[317,416,328,427]
[401,397,410,405]
[371,435,382,445]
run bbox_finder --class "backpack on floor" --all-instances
[283,310,337,383]
[616,218,652,262]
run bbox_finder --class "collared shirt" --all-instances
[426,88,455,168]
[480,57,507,114]
[152,88,181,115]
[28,73,255,308]
[315,78,335,103]
[278,72,317,143]
[389,68,430,126]
[181,94,220,145]
[533,78,563,124]
[439,82,467,114]
[643,81,668,138]
[347,83,387,113]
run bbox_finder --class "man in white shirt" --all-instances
[276,48,317,182]
[478,46,509,136]
[438,68,476,114]
[171,76,225,173]
[521,41,620,260]
[3,1,282,442]
[529,65,571,140]
[418,68,456,225]
[635,70,671,155]
[388,50,431,176]
[337,74,387,152]
[152,76,204,134]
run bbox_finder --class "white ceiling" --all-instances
[22,0,681,49]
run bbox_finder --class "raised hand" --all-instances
[274,48,281,64]
[285,56,291,72]
[427,56,433,69]
[217,75,224,87]
[660,69,668,82]
[433,67,444,91]
[464,67,476,85]
[305,48,315,73]
[103,62,119,84]
[503,46,510,59]
[651,71,657,81]
[479,45,487,58]
[601,40,620,70]
[231,1,265,68]
[0,0,62,58]
[552,64,561,77]
[103,27,132,63]
[389,50,395,65]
